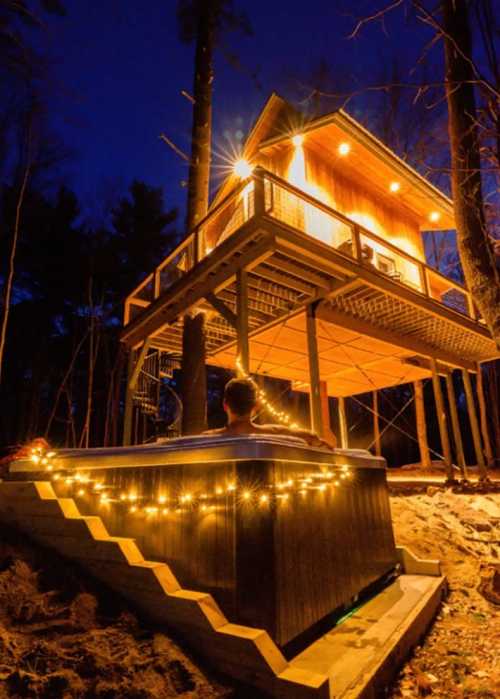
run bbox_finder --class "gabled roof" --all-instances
[210,93,455,231]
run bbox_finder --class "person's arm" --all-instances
[257,423,336,450]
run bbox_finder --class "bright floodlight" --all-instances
[429,211,441,223]
[234,159,253,178]
[338,142,350,156]
[389,181,401,193]
[292,133,304,147]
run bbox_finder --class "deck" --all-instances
[121,168,497,393]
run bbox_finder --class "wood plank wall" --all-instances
[51,459,397,649]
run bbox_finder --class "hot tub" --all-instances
[10,435,398,649]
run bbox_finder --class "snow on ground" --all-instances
[389,489,500,698]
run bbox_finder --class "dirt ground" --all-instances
[0,525,231,699]
[0,488,498,698]
[389,488,500,699]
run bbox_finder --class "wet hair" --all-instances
[223,377,258,416]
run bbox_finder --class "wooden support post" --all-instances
[123,339,151,447]
[414,380,432,469]
[445,371,467,479]
[338,397,348,449]
[123,349,135,447]
[305,304,323,436]
[430,358,454,481]
[476,363,494,468]
[319,381,336,447]
[462,369,488,480]
[372,390,381,456]
[236,270,249,375]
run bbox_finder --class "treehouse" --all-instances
[121,93,498,474]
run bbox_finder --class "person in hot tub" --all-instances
[204,377,335,449]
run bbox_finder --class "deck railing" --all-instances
[124,168,476,325]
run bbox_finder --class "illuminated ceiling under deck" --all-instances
[208,311,432,397]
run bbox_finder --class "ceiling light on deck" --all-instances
[292,133,304,147]
[429,211,441,223]
[233,158,253,179]
[338,142,351,156]
[389,181,401,193]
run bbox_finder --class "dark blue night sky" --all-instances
[40,1,437,224]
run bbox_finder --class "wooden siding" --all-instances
[261,144,425,267]
[50,459,397,648]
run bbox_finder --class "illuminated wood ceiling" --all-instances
[210,311,431,397]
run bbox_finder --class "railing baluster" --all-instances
[253,169,266,217]
[352,226,361,261]
[154,270,160,299]
[419,264,429,297]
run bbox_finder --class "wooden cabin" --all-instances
[120,93,498,475]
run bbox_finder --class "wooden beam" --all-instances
[462,369,488,480]
[305,304,323,436]
[476,363,494,467]
[373,390,381,457]
[274,224,494,341]
[444,371,467,479]
[430,358,454,481]
[403,356,458,377]
[129,339,152,391]
[123,349,136,447]
[236,270,249,374]
[120,221,273,346]
[328,278,364,299]
[269,255,331,290]
[206,292,237,328]
[338,397,348,449]
[317,303,477,372]
[250,264,316,296]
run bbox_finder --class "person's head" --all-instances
[223,377,258,419]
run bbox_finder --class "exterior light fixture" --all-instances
[429,211,441,223]
[292,133,304,147]
[233,159,253,178]
[389,181,401,193]
[338,142,350,156]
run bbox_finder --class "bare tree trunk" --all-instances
[45,331,88,439]
[180,3,215,434]
[65,385,76,448]
[79,281,101,448]
[0,126,32,384]
[414,380,432,468]
[443,0,500,346]
[487,361,500,460]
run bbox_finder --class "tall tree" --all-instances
[443,0,500,347]
[176,0,249,434]
[0,0,65,384]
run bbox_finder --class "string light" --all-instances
[235,356,300,429]
[52,460,353,519]
[28,445,58,473]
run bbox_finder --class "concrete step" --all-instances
[0,480,445,699]
[290,574,446,698]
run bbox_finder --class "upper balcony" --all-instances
[121,167,497,378]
